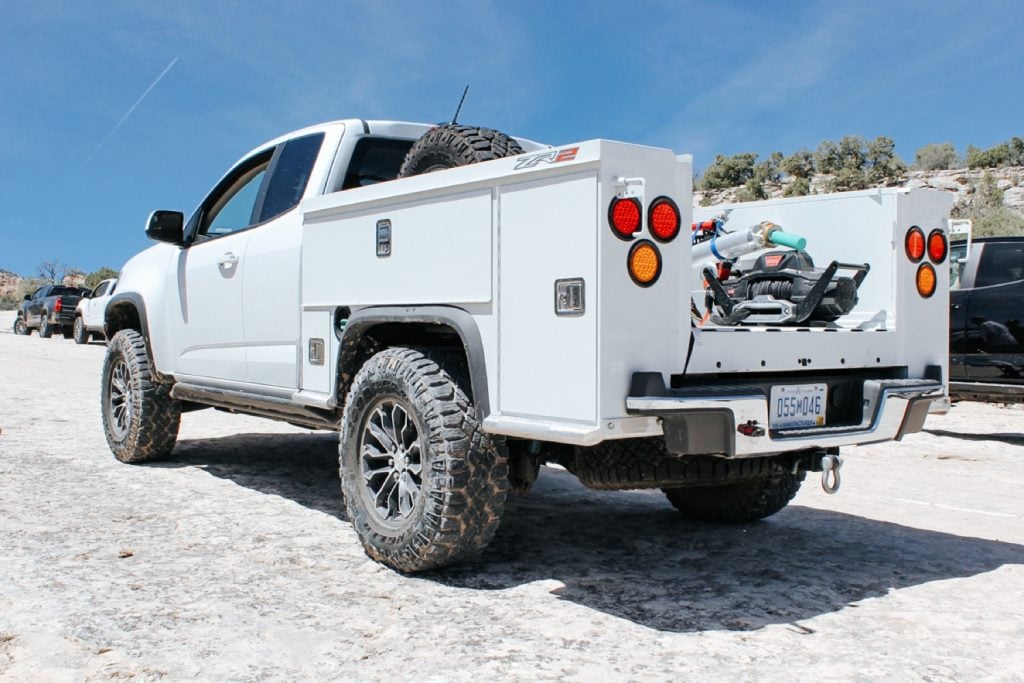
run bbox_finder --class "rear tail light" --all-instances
[648,197,680,242]
[609,197,641,240]
[916,263,937,298]
[927,229,947,263]
[627,240,661,286]
[905,226,925,262]
[55,299,62,313]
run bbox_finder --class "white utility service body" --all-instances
[297,146,949,456]
[103,119,955,571]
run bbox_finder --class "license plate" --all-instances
[770,384,827,429]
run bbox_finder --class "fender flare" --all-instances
[339,305,491,419]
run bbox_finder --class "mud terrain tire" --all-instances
[573,437,793,490]
[398,124,524,177]
[13,316,29,335]
[101,329,181,463]
[339,347,509,573]
[73,317,89,344]
[663,472,805,523]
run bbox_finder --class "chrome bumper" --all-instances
[626,379,944,457]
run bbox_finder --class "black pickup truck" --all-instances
[13,284,89,339]
[950,236,1024,403]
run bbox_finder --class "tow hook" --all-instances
[819,453,843,494]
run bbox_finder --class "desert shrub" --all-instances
[914,142,960,170]
[700,152,757,190]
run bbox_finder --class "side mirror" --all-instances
[23,294,30,301]
[146,210,185,244]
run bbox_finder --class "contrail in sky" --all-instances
[85,56,178,164]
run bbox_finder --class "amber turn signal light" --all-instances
[628,240,661,286]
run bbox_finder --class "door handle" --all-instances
[218,252,239,269]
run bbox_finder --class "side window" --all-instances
[975,244,1024,288]
[258,133,325,223]
[203,161,270,237]
[949,243,968,288]
[94,282,109,297]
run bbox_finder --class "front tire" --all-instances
[13,317,29,335]
[663,472,805,523]
[73,317,89,344]
[39,316,53,338]
[101,329,181,463]
[339,347,509,573]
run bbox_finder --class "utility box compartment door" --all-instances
[497,173,598,423]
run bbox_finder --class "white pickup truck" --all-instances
[73,277,117,344]
[102,119,952,572]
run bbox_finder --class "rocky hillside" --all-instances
[695,166,1024,229]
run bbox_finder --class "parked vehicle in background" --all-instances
[15,284,88,338]
[73,278,117,344]
[950,236,1024,403]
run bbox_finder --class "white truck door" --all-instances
[242,132,327,388]
[86,280,111,328]
[170,152,273,382]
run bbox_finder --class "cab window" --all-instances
[259,133,325,222]
[203,160,271,237]
[975,244,1024,288]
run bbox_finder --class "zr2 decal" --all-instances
[513,146,580,170]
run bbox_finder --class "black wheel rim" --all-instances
[359,398,423,525]
[108,359,133,439]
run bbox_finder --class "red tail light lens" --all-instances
[609,197,641,240]
[55,299,62,312]
[648,197,680,242]
[927,229,947,263]
[905,226,925,262]
[916,263,937,298]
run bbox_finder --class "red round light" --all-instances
[648,198,680,242]
[905,227,925,262]
[927,229,947,264]
[609,198,641,239]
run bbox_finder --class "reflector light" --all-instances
[905,226,925,262]
[916,263,937,298]
[648,197,681,242]
[927,229,947,264]
[609,197,641,239]
[628,240,661,286]
[55,299,62,313]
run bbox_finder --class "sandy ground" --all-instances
[1,309,1022,682]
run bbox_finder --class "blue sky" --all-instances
[1,0,1021,276]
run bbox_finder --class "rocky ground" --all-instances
[1,310,1022,681]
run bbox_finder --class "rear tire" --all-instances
[101,329,181,463]
[39,317,53,338]
[62,325,74,339]
[339,347,509,572]
[398,124,524,177]
[663,472,805,523]
[73,317,89,344]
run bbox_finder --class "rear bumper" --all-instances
[626,377,943,457]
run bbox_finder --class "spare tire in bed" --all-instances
[398,124,524,177]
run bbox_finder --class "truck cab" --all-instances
[950,236,1024,402]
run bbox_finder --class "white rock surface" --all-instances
[1,310,1022,681]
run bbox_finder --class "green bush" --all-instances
[700,152,757,190]
[781,149,815,179]
[914,142,960,170]
[783,177,811,197]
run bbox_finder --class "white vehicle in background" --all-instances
[101,119,952,573]
[74,278,116,344]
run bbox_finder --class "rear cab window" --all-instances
[975,243,1024,288]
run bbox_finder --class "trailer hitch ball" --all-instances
[819,453,843,494]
